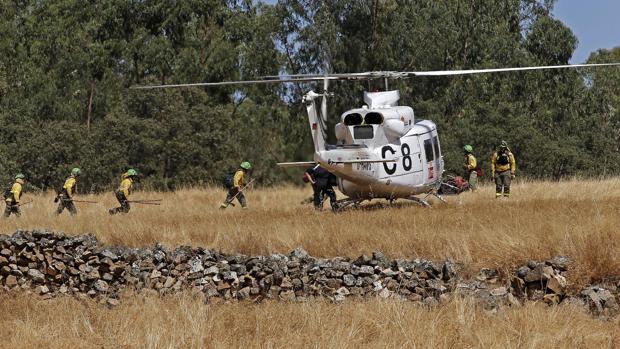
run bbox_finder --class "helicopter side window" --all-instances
[344,113,363,126]
[354,125,374,139]
[424,139,434,162]
[432,136,440,156]
[364,112,383,124]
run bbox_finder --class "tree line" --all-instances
[0,0,618,192]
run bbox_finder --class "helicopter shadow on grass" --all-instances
[333,199,432,213]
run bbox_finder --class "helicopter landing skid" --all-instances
[404,196,432,208]
[424,191,447,204]
[333,198,365,212]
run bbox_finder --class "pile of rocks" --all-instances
[0,230,461,305]
[445,256,619,318]
[0,230,618,317]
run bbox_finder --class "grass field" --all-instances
[1,292,618,348]
[1,178,619,348]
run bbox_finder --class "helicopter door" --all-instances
[407,139,424,185]
[423,137,437,181]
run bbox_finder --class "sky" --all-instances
[552,0,620,63]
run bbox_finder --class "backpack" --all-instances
[3,182,13,200]
[223,171,235,189]
[496,151,510,165]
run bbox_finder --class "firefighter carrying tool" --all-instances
[220,162,252,209]
[4,173,26,218]
[55,167,81,216]
[109,169,138,215]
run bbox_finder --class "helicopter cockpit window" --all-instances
[344,113,363,126]
[354,125,374,139]
[364,112,383,124]
[424,139,434,161]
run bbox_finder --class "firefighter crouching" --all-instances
[4,174,26,218]
[491,141,516,198]
[55,167,81,216]
[109,169,137,215]
[305,165,338,210]
[220,162,252,209]
[463,145,478,191]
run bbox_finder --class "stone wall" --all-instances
[0,230,618,317]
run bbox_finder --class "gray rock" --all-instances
[280,278,293,289]
[237,287,251,300]
[153,250,166,263]
[189,258,204,273]
[476,290,497,310]
[547,274,567,295]
[204,266,219,275]
[524,266,544,283]
[526,260,539,269]
[5,275,18,287]
[423,296,439,306]
[291,278,303,290]
[336,287,350,296]
[99,250,119,261]
[426,279,447,293]
[93,280,109,293]
[378,288,391,298]
[477,268,499,282]
[290,247,309,260]
[27,269,45,283]
[163,277,175,288]
[359,266,374,276]
[223,271,238,282]
[343,274,356,286]
[441,261,457,281]
[490,287,508,297]
[546,256,570,271]
[372,251,390,268]
[380,268,398,277]
[517,266,530,278]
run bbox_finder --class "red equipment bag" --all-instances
[453,176,468,189]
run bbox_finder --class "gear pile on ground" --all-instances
[0,230,618,317]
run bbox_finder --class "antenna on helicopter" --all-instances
[321,76,328,122]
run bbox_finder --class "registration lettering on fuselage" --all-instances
[356,162,373,171]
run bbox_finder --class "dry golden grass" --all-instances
[1,292,618,348]
[1,178,618,281]
[1,179,619,348]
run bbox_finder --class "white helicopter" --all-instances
[134,63,620,209]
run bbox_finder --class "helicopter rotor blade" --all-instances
[265,63,620,80]
[407,62,620,77]
[130,76,339,89]
[131,63,620,90]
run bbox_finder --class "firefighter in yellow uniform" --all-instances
[109,169,137,215]
[463,145,478,191]
[491,141,516,198]
[4,173,26,218]
[55,167,81,216]
[220,162,251,209]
